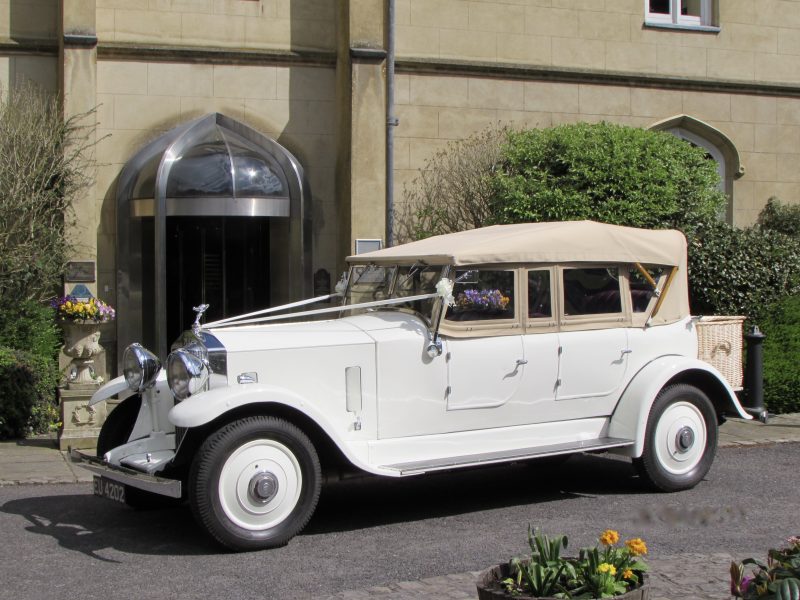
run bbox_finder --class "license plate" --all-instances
[93,476,126,504]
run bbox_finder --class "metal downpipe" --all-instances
[386,0,398,247]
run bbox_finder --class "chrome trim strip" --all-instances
[383,437,635,476]
[130,196,290,218]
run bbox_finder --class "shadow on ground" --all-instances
[0,453,645,559]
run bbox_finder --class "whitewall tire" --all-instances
[634,384,718,492]
[189,416,321,551]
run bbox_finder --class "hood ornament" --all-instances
[192,304,210,334]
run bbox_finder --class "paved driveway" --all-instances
[1,443,797,600]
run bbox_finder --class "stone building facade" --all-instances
[2,0,799,373]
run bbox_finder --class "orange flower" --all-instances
[622,569,634,579]
[599,529,620,546]
[626,538,648,556]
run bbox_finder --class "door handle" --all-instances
[516,359,528,366]
[621,349,633,355]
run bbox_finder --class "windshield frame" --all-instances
[343,263,449,325]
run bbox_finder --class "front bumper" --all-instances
[70,448,183,498]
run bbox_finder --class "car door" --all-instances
[445,335,525,410]
[441,268,526,411]
[517,268,562,420]
[555,265,630,413]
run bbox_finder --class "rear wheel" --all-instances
[189,416,321,551]
[97,395,181,509]
[634,384,718,492]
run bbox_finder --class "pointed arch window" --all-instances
[649,115,743,224]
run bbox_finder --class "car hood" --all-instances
[205,318,373,353]
[203,312,423,353]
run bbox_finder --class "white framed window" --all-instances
[645,0,716,30]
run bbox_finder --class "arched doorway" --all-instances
[116,113,312,362]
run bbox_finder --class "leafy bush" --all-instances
[491,122,727,232]
[687,221,800,322]
[758,197,800,238]
[0,299,60,359]
[757,295,800,414]
[0,300,61,436]
[0,82,95,304]
[0,346,59,439]
[397,125,510,241]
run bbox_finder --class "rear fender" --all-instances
[609,355,750,457]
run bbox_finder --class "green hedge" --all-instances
[491,122,727,232]
[0,300,61,438]
[0,346,59,439]
[758,295,800,414]
[687,221,800,322]
[0,300,60,358]
[758,197,800,238]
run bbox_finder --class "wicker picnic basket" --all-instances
[696,315,746,390]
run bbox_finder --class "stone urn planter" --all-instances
[61,320,105,386]
[476,563,650,600]
[52,295,116,449]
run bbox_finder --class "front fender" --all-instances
[168,384,373,474]
[89,375,135,407]
[608,355,750,457]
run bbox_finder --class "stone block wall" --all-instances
[95,0,336,51]
[395,0,800,85]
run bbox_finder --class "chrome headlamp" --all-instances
[122,343,162,392]
[167,348,210,401]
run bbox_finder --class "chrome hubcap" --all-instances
[676,426,695,452]
[248,472,280,504]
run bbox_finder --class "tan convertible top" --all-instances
[347,221,686,267]
[348,221,690,326]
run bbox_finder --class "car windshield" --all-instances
[344,264,445,323]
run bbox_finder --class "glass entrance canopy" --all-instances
[116,113,311,361]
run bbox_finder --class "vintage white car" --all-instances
[75,221,751,551]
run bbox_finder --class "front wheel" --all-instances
[634,384,718,492]
[189,416,321,551]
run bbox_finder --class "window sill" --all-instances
[643,21,720,33]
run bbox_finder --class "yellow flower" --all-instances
[622,569,634,579]
[597,563,617,576]
[625,538,648,556]
[599,529,620,546]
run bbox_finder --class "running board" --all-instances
[382,437,634,476]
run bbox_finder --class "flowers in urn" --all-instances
[51,295,115,386]
[51,295,115,324]
[455,288,510,312]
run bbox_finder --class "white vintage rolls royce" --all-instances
[74,221,751,551]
